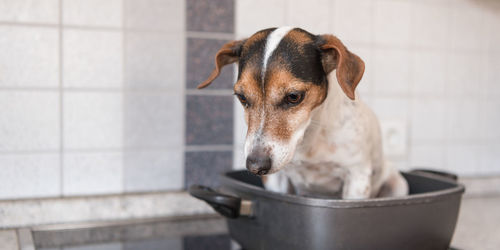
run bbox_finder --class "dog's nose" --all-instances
[246,152,272,175]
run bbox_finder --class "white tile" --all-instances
[484,51,500,97]
[233,98,247,147]
[484,2,500,52]
[447,52,483,97]
[373,0,412,46]
[63,29,123,88]
[123,92,183,148]
[125,0,184,32]
[124,150,183,192]
[0,230,18,250]
[411,98,446,142]
[479,99,500,141]
[286,0,330,34]
[333,0,373,44]
[449,1,485,51]
[236,0,286,37]
[0,0,59,23]
[445,144,480,176]
[413,1,450,49]
[125,32,184,90]
[371,97,409,120]
[446,98,480,142]
[409,144,445,169]
[233,146,246,170]
[64,92,123,149]
[412,50,447,95]
[63,0,122,27]
[373,48,411,95]
[0,91,60,151]
[0,153,60,199]
[478,144,500,175]
[349,45,372,96]
[63,152,123,195]
[0,26,59,88]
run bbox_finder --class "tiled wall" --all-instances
[1,0,500,203]
[0,0,187,200]
[233,0,500,176]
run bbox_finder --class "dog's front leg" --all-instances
[342,166,372,199]
[262,171,294,194]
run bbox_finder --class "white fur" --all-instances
[263,74,408,199]
[261,26,293,81]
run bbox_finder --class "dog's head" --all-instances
[199,27,364,175]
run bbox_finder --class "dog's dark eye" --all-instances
[285,92,304,105]
[236,93,249,107]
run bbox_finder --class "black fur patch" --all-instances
[238,28,328,88]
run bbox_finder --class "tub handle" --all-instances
[409,169,458,182]
[189,185,246,219]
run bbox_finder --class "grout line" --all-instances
[186,89,234,96]
[121,0,127,194]
[186,31,234,40]
[58,0,64,199]
[181,0,188,188]
[185,145,234,152]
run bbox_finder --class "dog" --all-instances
[198,27,408,199]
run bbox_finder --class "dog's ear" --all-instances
[317,34,365,100]
[197,39,245,89]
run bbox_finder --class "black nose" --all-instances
[246,151,272,175]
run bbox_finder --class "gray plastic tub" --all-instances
[190,169,465,250]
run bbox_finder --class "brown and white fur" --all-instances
[198,27,408,199]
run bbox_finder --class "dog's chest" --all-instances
[284,161,346,198]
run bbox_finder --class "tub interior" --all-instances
[225,170,458,196]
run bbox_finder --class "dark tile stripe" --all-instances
[186,0,234,33]
[185,151,233,188]
[186,38,234,90]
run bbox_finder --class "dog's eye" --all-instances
[285,92,304,105]
[235,93,249,107]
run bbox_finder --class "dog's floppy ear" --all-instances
[317,34,365,100]
[197,39,245,89]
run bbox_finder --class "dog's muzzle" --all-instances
[246,149,272,175]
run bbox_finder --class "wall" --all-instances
[233,0,500,177]
[0,0,499,220]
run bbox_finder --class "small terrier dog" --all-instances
[198,27,408,199]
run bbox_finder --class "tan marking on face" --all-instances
[261,68,327,142]
[234,67,262,134]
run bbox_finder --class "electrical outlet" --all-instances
[380,119,407,157]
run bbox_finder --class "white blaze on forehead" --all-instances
[262,26,294,80]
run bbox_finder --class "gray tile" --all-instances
[0,26,59,88]
[63,92,123,149]
[0,230,19,250]
[187,0,234,33]
[0,0,59,23]
[185,151,232,188]
[124,237,182,250]
[0,91,60,151]
[63,29,123,88]
[186,95,233,145]
[0,153,60,199]
[64,242,122,250]
[186,38,234,89]
[125,32,184,90]
[124,0,184,32]
[124,150,183,192]
[183,234,231,250]
[63,152,123,196]
[123,92,183,148]
[63,0,122,27]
